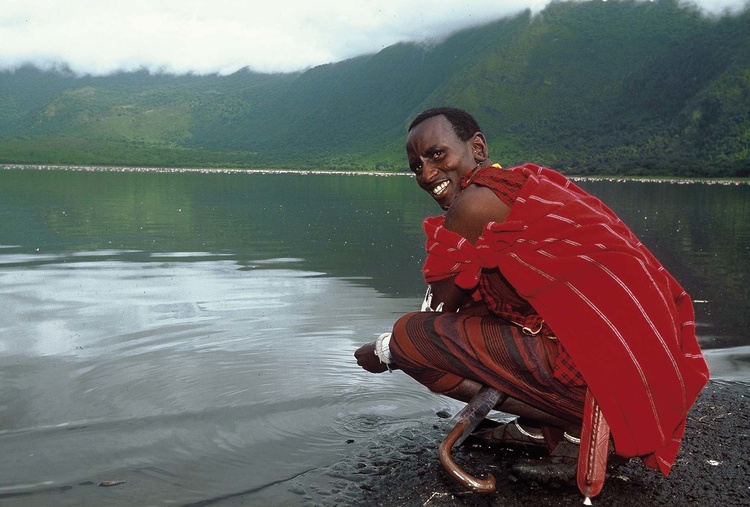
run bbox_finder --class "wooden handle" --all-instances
[439,420,496,494]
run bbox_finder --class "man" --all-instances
[355,107,709,481]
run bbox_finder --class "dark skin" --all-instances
[354,114,510,373]
[354,114,581,430]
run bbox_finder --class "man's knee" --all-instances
[390,311,422,346]
[389,311,425,363]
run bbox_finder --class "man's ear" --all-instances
[471,132,488,161]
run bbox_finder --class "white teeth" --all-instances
[433,181,449,196]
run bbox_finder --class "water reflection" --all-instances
[0,251,452,506]
[0,168,747,505]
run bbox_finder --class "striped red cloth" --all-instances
[421,163,709,475]
[390,310,587,423]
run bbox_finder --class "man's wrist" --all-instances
[374,332,393,370]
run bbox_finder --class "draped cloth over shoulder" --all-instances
[422,164,709,475]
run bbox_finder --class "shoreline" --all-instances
[2,163,749,185]
[290,379,749,506]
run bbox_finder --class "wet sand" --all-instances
[300,380,748,506]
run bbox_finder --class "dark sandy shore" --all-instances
[297,380,748,506]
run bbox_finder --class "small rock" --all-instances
[98,480,126,487]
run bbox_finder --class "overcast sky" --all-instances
[0,0,746,76]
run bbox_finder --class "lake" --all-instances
[0,166,748,506]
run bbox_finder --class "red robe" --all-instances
[422,164,709,475]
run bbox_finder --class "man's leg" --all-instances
[443,378,581,430]
[389,311,586,442]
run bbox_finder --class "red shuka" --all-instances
[422,164,709,475]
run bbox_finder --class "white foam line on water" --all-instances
[4,163,750,184]
[0,164,412,177]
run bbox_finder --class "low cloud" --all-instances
[0,0,745,76]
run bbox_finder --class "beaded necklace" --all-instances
[460,163,503,190]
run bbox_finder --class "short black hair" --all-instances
[408,107,482,142]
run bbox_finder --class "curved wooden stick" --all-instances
[438,419,497,494]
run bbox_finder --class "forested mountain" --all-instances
[1,0,748,176]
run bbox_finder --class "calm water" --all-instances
[0,167,748,506]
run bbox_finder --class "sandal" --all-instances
[511,436,630,486]
[512,439,579,485]
[465,417,548,452]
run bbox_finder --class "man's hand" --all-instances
[354,342,390,373]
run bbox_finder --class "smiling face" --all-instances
[406,114,486,210]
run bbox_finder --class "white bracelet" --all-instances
[563,431,581,444]
[514,418,545,440]
[374,332,393,371]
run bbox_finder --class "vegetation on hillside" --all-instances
[0,0,748,176]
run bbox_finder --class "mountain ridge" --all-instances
[1,0,748,176]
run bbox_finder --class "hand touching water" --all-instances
[354,342,390,373]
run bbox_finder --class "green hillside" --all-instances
[0,0,748,176]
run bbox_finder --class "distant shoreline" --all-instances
[2,164,749,185]
[0,163,404,178]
